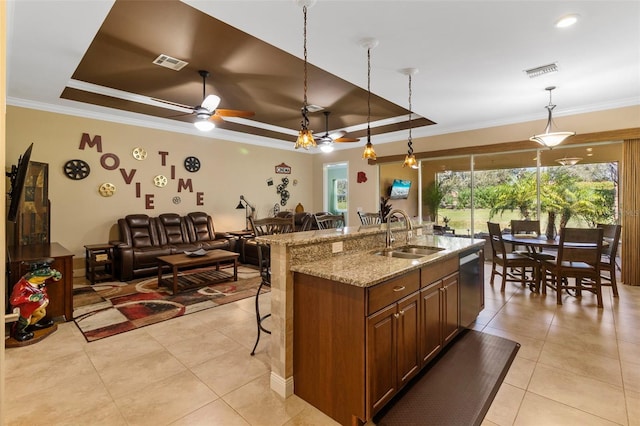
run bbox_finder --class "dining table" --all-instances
[501,233,607,292]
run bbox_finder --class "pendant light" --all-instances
[401,68,419,169]
[361,38,378,160]
[294,0,316,150]
[529,86,575,148]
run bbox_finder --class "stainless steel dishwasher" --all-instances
[459,247,485,328]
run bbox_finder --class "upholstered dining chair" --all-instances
[248,216,295,355]
[540,227,604,307]
[358,211,381,225]
[597,223,622,297]
[487,222,538,292]
[315,213,345,229]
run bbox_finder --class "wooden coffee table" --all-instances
[156,249,239,294]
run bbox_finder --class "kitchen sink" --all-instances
[393,245,445,256]
[373,245,445,259]
[373,250,424,259]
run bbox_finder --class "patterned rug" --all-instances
[73,265,263,342]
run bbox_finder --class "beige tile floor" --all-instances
[4,263,639,425]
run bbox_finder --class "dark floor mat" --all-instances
[374,329,520,426]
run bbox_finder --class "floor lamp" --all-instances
[236,195,255,231]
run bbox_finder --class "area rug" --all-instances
[374,329,520,426]
[73,265,263,342]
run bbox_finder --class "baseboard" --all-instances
[270,372,294,398]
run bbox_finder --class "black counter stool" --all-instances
[250,240,271,356]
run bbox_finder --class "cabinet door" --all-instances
[396,292,420,387]
[443,272,460,344]
[420,281,443,364]
[366,303,397,416]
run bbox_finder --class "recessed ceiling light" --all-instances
[555,14,579,28]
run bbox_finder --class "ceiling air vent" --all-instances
[524,62,558,78]
[153,54,188,71]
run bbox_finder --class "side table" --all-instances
[228,230,255,264]
[84,243,115,284]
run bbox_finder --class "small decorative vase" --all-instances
[295,202,304,213]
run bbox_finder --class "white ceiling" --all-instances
[6,0,640,150]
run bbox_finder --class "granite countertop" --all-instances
[290,234,484,288]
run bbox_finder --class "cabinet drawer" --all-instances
[421,257,458,287]
[367,270,419,315]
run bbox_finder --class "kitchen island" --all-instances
[256,222,484,424]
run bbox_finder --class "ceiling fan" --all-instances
[315,111,359,152]
[186,70,255,131]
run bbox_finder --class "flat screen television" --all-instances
[389,179,411,199]
[7,143,33,222]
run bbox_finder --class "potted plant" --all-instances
[423,180,445,222]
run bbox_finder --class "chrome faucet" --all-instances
[385,209,413,250]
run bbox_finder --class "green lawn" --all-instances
[437,208,588,236]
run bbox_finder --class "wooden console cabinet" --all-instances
[7,242,74,321]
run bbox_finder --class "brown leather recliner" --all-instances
[112,212,231,281]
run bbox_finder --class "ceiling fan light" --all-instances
[194,120,215,131]
[201,94,221,112]
[319,142,334,153]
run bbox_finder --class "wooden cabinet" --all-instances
[366,290,420,415]
[293,254,470,426]
[420,257,460,365]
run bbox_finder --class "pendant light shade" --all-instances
[361,38,378,160]
[529,86,575,148]
[294,1,316,150]
[401,68,419,169]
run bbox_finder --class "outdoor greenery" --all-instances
[429,162,618,235]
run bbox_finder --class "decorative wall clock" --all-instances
[184,156,201,172]
[98,182,116,197]
[63,159,91,180]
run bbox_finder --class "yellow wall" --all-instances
[7,105,640,270]
[5,107,314,271]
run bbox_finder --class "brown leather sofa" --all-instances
[111,212,231,281]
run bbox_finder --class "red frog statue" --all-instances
[10,259,62,342]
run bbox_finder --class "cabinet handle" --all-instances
[394,313,400,318]
[399,310,405,315]
[393,286,406,292]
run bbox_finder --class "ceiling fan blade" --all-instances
[329,130,346,139]
[201,94,221,112]
[214,109,255,118]
[334,137,360,143]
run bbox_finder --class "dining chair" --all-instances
[358,211,381,225]
[487,222,538,292]
[597,223,622,297]
[540,227,604,307]
[315,213,345,229]
[248,216,295,355]
[510,219,556,261]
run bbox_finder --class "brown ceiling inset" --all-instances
[61,0,436,143]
